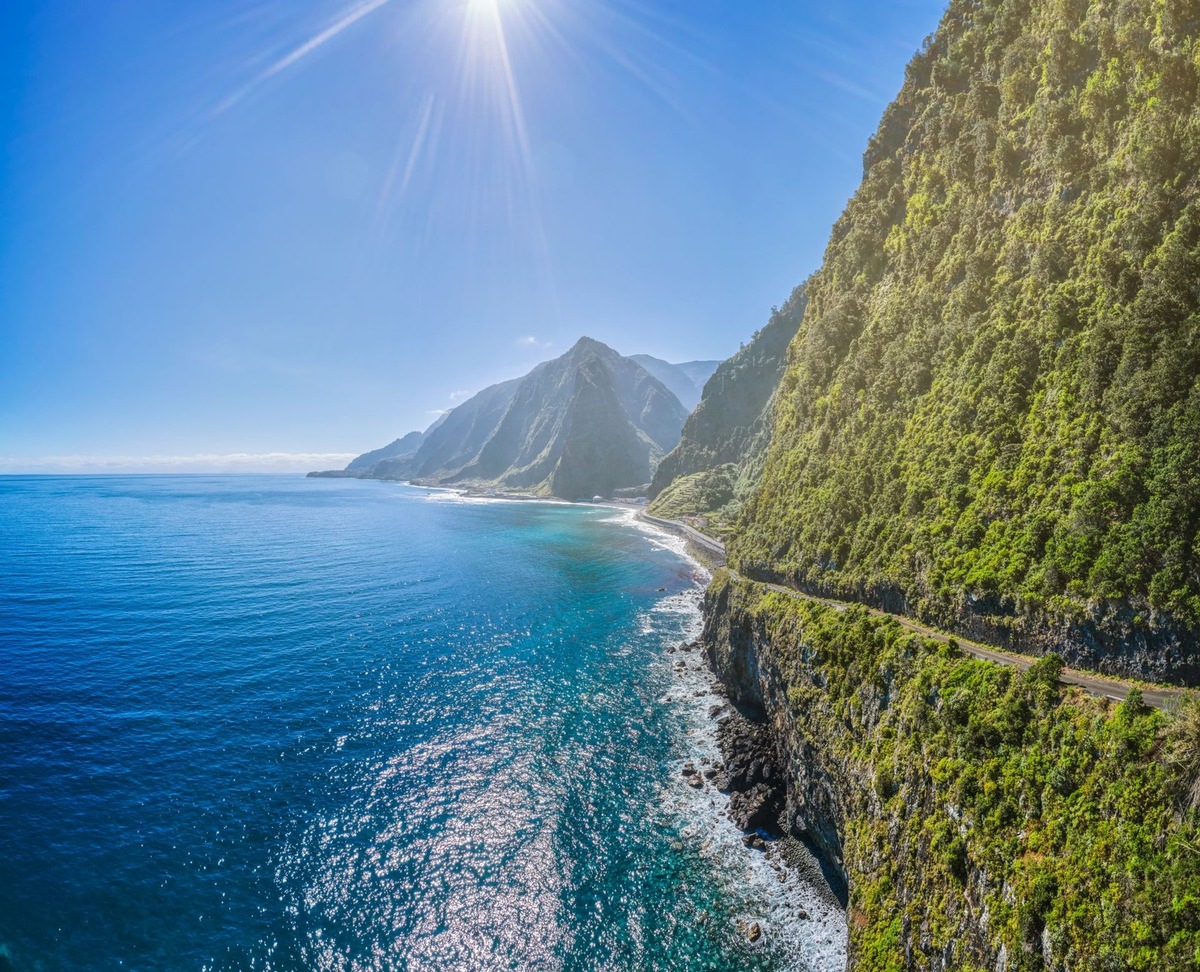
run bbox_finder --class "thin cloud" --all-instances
[0,453,356,474]
[449,389,471,401]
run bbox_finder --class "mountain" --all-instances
[344,338,689,499]
[344,431,425,473]
[373,377,522,482]
[629,355,720,411]
[732,0,1200,685]
[646,287,807,526]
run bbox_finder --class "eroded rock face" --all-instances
[703,579,849,899]
[714,711,786,834]
[727,783,785,834]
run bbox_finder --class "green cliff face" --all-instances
[647,286,807,525]
[734,0,1200,683]
[704,572,1200,972]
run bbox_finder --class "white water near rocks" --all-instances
[611,509,849,971]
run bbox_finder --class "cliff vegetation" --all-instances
[734,0,1200,682]
[647,286,807,528]
[705,571,1200,971]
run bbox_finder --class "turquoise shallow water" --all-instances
[0,475,842,971]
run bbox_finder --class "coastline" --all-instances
[309,474,850,966]
[619,506,849,969]
[635,510,727,569]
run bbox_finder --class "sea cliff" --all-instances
[702,569,1200,971]
[729,0,1200,684]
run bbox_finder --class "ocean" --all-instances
[0,475,845,971]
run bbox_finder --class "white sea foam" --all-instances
[412,490,848,966]
[656,643,848,970]
[638,527,848,971]
[599,506,714,582]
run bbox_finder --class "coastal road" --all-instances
[638,512,728,565]
[638,512,1185,711]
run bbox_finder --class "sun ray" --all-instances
[195,0,733,327]
[372,93,439,240]
[211,0,396,116]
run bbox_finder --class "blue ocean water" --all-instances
[0,476,843,971]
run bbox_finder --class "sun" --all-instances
[468,0,518,18]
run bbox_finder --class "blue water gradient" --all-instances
[0,476,837,971]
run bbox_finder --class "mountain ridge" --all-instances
[647,286,808,529]
[316,337,690,499]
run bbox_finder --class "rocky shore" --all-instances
[668,634,848,918]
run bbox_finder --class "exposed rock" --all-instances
[714,710,777,793]
[728,783,784,833]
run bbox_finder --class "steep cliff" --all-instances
[373,378,521,482]
[703,571,1200,972]
[647,286,807,523]
[545,355,659,499]
[344,431,425,473]
[734,0,1200,683]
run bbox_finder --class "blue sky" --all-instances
[1,0,945,472]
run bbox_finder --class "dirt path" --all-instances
[638,512,1185,711]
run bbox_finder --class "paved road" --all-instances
[638,512,727,564]
[637,512,1185,710]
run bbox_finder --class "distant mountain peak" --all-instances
[630,354,720,411]
[332,339,691,498]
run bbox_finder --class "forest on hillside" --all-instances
[735,0,1200,680]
